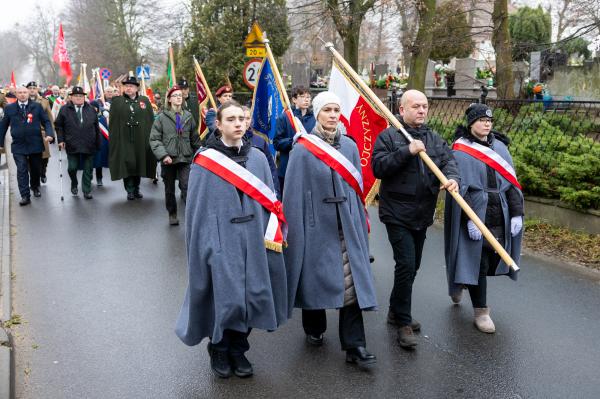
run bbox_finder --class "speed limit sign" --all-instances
[243,59,262,90]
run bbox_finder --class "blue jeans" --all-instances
[13,153,42,199]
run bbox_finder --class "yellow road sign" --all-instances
[246,47,266,57]
[244,22,265,48]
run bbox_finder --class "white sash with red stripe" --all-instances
[193,148,287,252]
[453,137,522,190]
[295,133,364,202]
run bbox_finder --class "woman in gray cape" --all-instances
[283,91,378,369]
[175,101,288,378]
[444,103,524,333]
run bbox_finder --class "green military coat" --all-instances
[108,94,157,180]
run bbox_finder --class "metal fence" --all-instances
[423,97,600,170]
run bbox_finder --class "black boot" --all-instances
[229,353,253,378]
[346,347,376,368]
[207,343,232,378]
[305,334,324,346]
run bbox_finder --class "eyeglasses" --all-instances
[170,94,183,98]
[478,118,493,124]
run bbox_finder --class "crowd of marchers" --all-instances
[0,79,524,380]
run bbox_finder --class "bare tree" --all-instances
[326,0,378,70]
[21,5,60,84]
[492,0,514,98]
[64,0,179,75]
[0,32,30,83]
[406,0,435,90]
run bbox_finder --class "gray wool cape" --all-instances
[283,133,378,316]
[175,147,288,346]
[444,138,523,297]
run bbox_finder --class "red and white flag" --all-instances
[10,71,16,88]
[328,62,388,204]
[53,24,73,85]
[194,69,209,139]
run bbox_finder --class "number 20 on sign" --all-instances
[246,47,266,57]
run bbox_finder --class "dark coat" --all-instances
[283,131,377,314]
[273,107,316,178]
[175,140,288,346]
[55,102,101,155]
[108,95,157,180]
[149,109,201,164]
[183,92,200,126]
[372,122,459,230]
[0,101,54,155]
[244,129,280,195]
[444,134,523,295]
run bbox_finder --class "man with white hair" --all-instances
[0,86,55,205]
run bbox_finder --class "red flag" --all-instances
[328,62,389,204]
[195,69,209,138]
[10,71,16,88]
[53,24,72,85]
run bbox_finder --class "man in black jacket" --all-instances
[372,89,459,349]
[0,86,55,206]
[55,86,100,199]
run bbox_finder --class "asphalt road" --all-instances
[9,146,600,399]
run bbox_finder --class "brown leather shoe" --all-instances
[398,326,417,349]
[387,311,420,331]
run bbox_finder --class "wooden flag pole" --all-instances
[94,68,106,104]
[193,56,217,109]
[168,44,177,87]
[322,40,519,272]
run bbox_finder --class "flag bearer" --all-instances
[175,101,288,378]
[204,85,233,136]
[283,92,378,369]
[371,89,459,350]
[149,86,201,226]
[444,103,524,333]
[108,76,156,200]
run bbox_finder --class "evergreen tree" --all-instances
[429,1,474,63]
[509,6,552,61]
[179,0,290,92]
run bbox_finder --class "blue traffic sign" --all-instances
[136,65,151,80]
[100,68,112,79]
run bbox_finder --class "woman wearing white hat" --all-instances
[283,91,378,369]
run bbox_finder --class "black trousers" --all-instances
[123,176,141,193]
[96,168,103,180]
[302,303,366,350]
[467,247,501,308]
[211,329,251,355]
[41,157,48,179]
[161,163,190,214]
[13,153,42,199]
[385,223,427,326]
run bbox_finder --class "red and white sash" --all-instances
[295,133,364,202]
[193,148,287,252]
[453,137,522,190]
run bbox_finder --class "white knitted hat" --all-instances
[311,91,341,119]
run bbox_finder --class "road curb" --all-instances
[0,164,13,399]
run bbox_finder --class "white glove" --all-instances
[467,220,482,241]
[510,216,523,237]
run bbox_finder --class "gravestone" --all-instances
[530,51,542,81]
[454,58,477,89]
[287,63,310,89]
[374,63,389,78]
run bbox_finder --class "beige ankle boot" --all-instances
[473,307,496,333]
